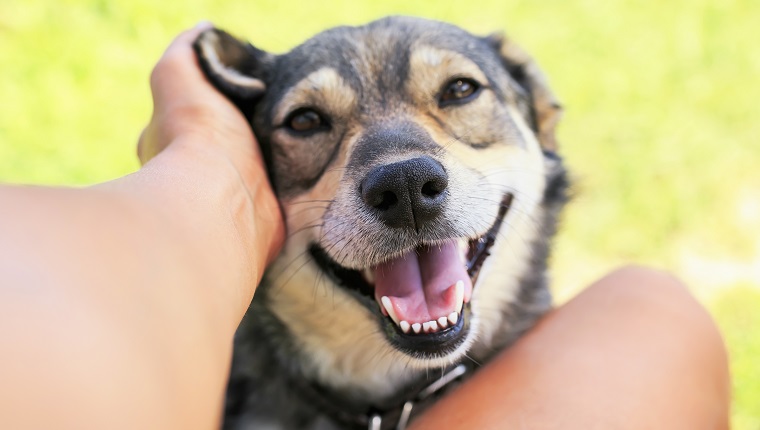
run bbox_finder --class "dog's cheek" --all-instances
[269,131,342,194]
[441,92,510,147]
[436,105,549,349]
[264,271,420,398]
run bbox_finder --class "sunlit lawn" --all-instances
[1,0,758,427]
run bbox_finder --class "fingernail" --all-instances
[194,20,213,30]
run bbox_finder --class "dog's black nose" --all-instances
[361,156,448,230]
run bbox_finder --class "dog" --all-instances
[194,16,568,430]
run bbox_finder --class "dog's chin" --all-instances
[309,194,513,361]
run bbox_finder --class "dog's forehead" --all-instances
[268,17,502,101]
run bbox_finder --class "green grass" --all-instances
[714,286,760,429]
[1,0,758,427]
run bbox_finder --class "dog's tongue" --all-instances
[373,241,472,324]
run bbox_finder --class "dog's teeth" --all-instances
[381,296,400,325]
[437,316,449,329]
[424,320,439,333]
[454,280,465,312]
[422,321,431,333]
[412,323,421,334]
[399,320,410,334]
[448,311,459,325]
[379,301,388,316]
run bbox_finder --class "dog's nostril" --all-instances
[376,191,398,211]
[421,180,445,198]
[361,156,448,229]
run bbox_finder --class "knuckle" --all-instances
[149,62,165,90]
[150,51,184,88]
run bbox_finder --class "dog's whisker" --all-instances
[286,222,325,239]
[198,16,568,428]
[460,352,481,368]
[322,166,353,175]
[269,219,355,296]
[270,254,316,296]
[287,205,330,218]
[266,249,311,283]
[288,199,336,205]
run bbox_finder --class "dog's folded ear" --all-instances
[193,28,272,102]
[487,33,562,152]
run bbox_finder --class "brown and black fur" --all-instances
[194,16,568,430]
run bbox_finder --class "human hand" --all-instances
[139,22,253,169]
[138,22,284,267]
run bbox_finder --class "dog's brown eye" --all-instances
[286,108,326,133]
[439,78,480,106]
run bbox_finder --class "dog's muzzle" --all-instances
[311,187,513,357]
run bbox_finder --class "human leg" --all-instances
[410,266,730,429]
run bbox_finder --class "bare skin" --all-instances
[0,24,729,430]
[0,22,283,430]
[410,267,730,430]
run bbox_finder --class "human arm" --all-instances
[0,23,730,430]
[0,23,284,430]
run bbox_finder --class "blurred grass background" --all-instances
[1,0,758,426]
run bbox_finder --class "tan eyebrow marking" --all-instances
[274,67,357,124]
[407,45,489,103]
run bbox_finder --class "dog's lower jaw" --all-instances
[306,193,514,357]
[261,206,545,404]
[224,163,568,429]
[267,284,473,402]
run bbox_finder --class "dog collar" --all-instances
[297,363,472,430]
[367,363,469,430]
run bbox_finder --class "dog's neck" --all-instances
[294,362,474,430]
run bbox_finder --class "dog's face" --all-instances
[196,16,563,399]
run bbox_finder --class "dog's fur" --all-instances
[194,16,568,430]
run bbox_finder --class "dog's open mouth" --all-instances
[310,194,513,356]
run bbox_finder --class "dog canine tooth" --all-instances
[448,311,459,326]
[454,280,465,311]
[437,316,448,329]
[381,296,400,325]
[195,15,569,428]
[378,301,388,317]
[399,320,411,334]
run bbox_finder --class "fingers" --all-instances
[138,22,257,167]
[149,22,216,111]
[139,21,232,165]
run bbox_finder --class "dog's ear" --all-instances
[193,28,272,102]
[486,33,562,152]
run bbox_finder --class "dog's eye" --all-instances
[439,78,480,106]
[285,108,327,133]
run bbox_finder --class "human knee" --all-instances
[590,265,694,308]
[587,265,727,360]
